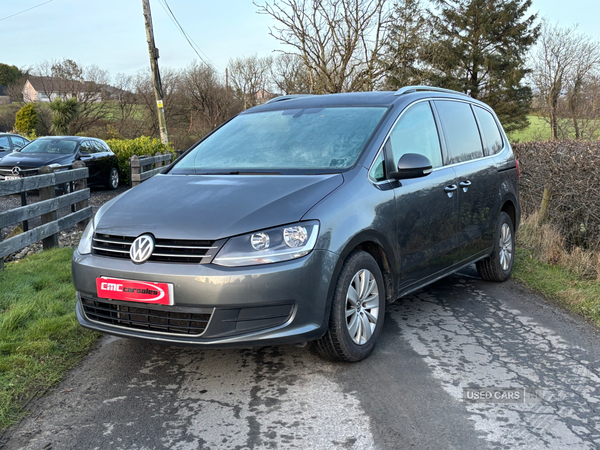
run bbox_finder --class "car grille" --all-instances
[0,166,38,177]
[92,233,218,264]
[81,297,212,336]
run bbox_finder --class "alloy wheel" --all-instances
[499,223,513,271]
[345,269,379,345]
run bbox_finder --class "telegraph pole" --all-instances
[142,0,168,145]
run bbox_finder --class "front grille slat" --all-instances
[92,233,216,264]
[82,298,211,336]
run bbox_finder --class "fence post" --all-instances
[131,155,140,187]
[155,151,163,169]
[72,161,90,231]
[39,165,58,250]
[539,183,552,223]
[143,154,152,175]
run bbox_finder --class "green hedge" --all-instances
[105,137,175,185]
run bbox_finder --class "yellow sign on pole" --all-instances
[157,100,164,108]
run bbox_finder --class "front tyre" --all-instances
[314,250,385,362]
[476,211,515,282]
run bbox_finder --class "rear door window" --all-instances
[10,136,27,149]
[434,101,483,164]
[80,141,96,154]
[387,101,443,169]
[473,106,503,156]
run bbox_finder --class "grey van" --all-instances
[73,86,520,362]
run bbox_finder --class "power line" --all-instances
[156,0,222,72]
[0,0,54,22]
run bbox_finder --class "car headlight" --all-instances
[77,218,95,255]
[77,197,118,255]
[213,221,320,267]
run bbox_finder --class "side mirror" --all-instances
[390,153,433,180]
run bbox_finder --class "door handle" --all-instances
[460,180,471,192]
[444,184,457,197]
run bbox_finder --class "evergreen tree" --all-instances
[424,0,539,132]
[384,0,429,89]
[0,63,21,86]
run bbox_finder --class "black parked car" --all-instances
[0,133,30,160]
[0,136,120,190]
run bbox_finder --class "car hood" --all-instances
[96,173,344,240]
[0,152,73,168]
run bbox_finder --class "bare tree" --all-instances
[228,55,273,109]
[531,21,600,140]
[111,74,142,138]
[135,68,189,146]
[183,62,241,132]
[256,0,392,93]
[270,53,311,94]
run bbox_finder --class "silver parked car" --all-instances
[73,87,520,362]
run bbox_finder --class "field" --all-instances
[507,115,552,142]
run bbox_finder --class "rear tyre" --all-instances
[476,211,515,282]
[313,250,385,362]
[107,167,119,190]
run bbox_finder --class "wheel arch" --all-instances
[324,232,397,320]
[500,197,519,231]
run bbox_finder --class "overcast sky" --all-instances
[1,0,599,79]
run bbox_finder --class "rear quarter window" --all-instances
[434,101,484,164]
[473,106,504,156]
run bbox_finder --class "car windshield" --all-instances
[19,139,78,154]
[172,107,388,174]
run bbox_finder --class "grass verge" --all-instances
[0,248,100,432]
[513,248,600,327]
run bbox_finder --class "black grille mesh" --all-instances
[81,297,211,336]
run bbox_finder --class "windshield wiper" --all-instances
[195,171,282,175]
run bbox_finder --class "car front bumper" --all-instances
[73,249,337,347]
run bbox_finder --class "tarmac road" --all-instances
[2,266,600,450]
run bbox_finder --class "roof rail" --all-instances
[265,94,313,104]
[394,85,470,97]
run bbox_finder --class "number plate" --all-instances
[4,176,21,180]
[96,277,174,305]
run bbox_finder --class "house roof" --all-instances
[25,76,128,98]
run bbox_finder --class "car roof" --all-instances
[36,136,102,142]
[246,90,495,114]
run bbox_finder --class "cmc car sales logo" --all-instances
[96,277,173,305]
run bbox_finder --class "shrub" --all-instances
[106,136,175,185]
[512,141,600,250]
[49,98,79,135]
[14,104,38,135]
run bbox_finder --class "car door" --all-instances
[0,136,11,159]
[433,100,500,262]
[91,140,112,183]
[387,101,459,289]
[79,140,100,183]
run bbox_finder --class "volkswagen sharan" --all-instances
[73,86,520,362]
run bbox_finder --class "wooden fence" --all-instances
[0,161,92,270]
[130,152,173,187]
